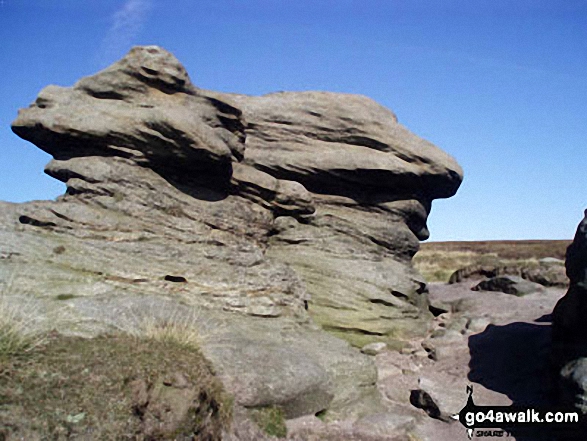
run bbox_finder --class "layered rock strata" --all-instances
[3,46,462,419]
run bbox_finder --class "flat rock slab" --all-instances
[428,281,564,325]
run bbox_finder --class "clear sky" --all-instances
[1,0,586,241]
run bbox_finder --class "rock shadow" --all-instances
[469,321,553,405]
[535,313,553,323]
[468,319,555,440]
[153,164,230,202]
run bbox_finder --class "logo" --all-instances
[452,385,582,439]
[451,385,503,439]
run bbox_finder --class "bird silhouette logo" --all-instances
[451,385,476,439]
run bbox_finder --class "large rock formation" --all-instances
[553,210,587,344]
[552,209,587,418]
[3,46,462,421]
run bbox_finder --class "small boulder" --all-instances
[360,342,387,356]
[472,275,543,296]
[410,376,466,422]
[424,330,465,361]
[466,316,493,333]
[521,264,568,287]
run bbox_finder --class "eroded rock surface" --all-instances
[3,46,462,425]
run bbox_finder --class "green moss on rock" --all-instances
[250,405,287,438]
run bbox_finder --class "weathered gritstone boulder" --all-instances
[222,90,462,346]
[5,46,462,421]
[552,209,587,419]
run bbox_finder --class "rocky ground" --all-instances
[284,280,565,441]
[0,271,567,440]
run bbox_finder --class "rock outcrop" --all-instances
[3,46,462,422]
[472,275,544,296]
[448,262,568,287]
[552,209,587,420]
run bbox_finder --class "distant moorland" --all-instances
[414,240,571,282]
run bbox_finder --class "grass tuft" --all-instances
[117,304,210,350]
[0,276,47,357]
[251,406,287,438]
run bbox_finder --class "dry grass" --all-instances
[414,240,570,283]
[419,240,570,260]
[0,276,47,357]
[116,303,217,350]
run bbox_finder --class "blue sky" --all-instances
[1,0,585,241]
